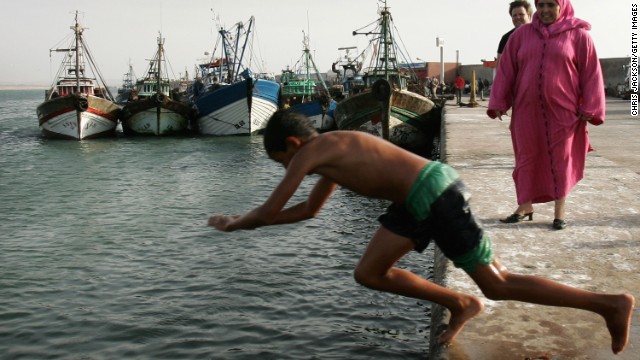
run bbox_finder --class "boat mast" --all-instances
[352,0,399,85]
[381,4,391,80]
[220,26,232,82]
[302,31,330,97]
[157,33,163,95]
[303,32,312,101]
[232,22,242,80]
[236,17,254,79]
[156,33,164,135]
[73,11,81,93]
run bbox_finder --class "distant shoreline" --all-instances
[0,86,48,91]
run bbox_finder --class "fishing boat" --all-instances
[333,1,440,151]
[329,46,366,102]
[115,61,136,105]
[37,11,120,140]
[120,35,195,136]
[193,16,280,135]
[280,32,336,132]
[170,68,192,103]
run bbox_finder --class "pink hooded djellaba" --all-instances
[488,0,605,205]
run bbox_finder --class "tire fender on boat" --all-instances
[154,93,165,105]
[75,96,89,112]
[372,79,392,101]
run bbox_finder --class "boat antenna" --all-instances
[306,11,310,44]
[159,1,164,36]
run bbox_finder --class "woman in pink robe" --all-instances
[487,0,605,230]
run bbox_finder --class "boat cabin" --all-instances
[362,68,409,91]
[54,78,96,97]
[135,79,171,98]
[280,69,316,98]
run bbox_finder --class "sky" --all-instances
[0,0,634,86]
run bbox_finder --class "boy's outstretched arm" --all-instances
[269,176,337,226]
[208,176,337,232]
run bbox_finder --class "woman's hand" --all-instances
[579,114,593,122]
[487,109,508,121]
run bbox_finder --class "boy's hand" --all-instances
[208,215,237,231]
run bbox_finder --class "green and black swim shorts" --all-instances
[378,161,494,273]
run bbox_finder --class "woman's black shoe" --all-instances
[500,212,534,223]
[552,219,567,230]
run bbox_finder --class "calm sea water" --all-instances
[0,90,434,359]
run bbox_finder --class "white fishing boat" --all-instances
[121,35,195,136]
[37,11,120,140]
[193,16,280,135]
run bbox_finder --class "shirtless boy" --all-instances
[208,110,634,354]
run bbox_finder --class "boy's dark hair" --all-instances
[509,0,532,16]
[263,110,318,153]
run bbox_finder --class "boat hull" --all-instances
[37,95,120,140]
[334,90,435,148]
[288,99,337,132]
[121,95,194,136]
[195,79,280,135]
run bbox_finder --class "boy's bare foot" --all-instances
[438,296,484,344]
[605,293,635,354]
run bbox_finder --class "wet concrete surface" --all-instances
[429,97,639,360]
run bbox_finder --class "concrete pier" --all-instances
[429,97,639,360]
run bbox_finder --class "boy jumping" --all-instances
[208,110,634,354]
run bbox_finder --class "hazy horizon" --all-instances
[0,0,634,87]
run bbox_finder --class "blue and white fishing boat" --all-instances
[280,32,336,132]
[193,16,280,135]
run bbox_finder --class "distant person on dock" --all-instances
[208,110,634,355]
[483,78,490,94]
[477,77,485,101]
[424,77,432,97]
[430,76,439,98]
[488,0,605,230]
[496,1,532,68]
[454,75,465,105]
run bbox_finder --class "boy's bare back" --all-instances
[290,131,430,204]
